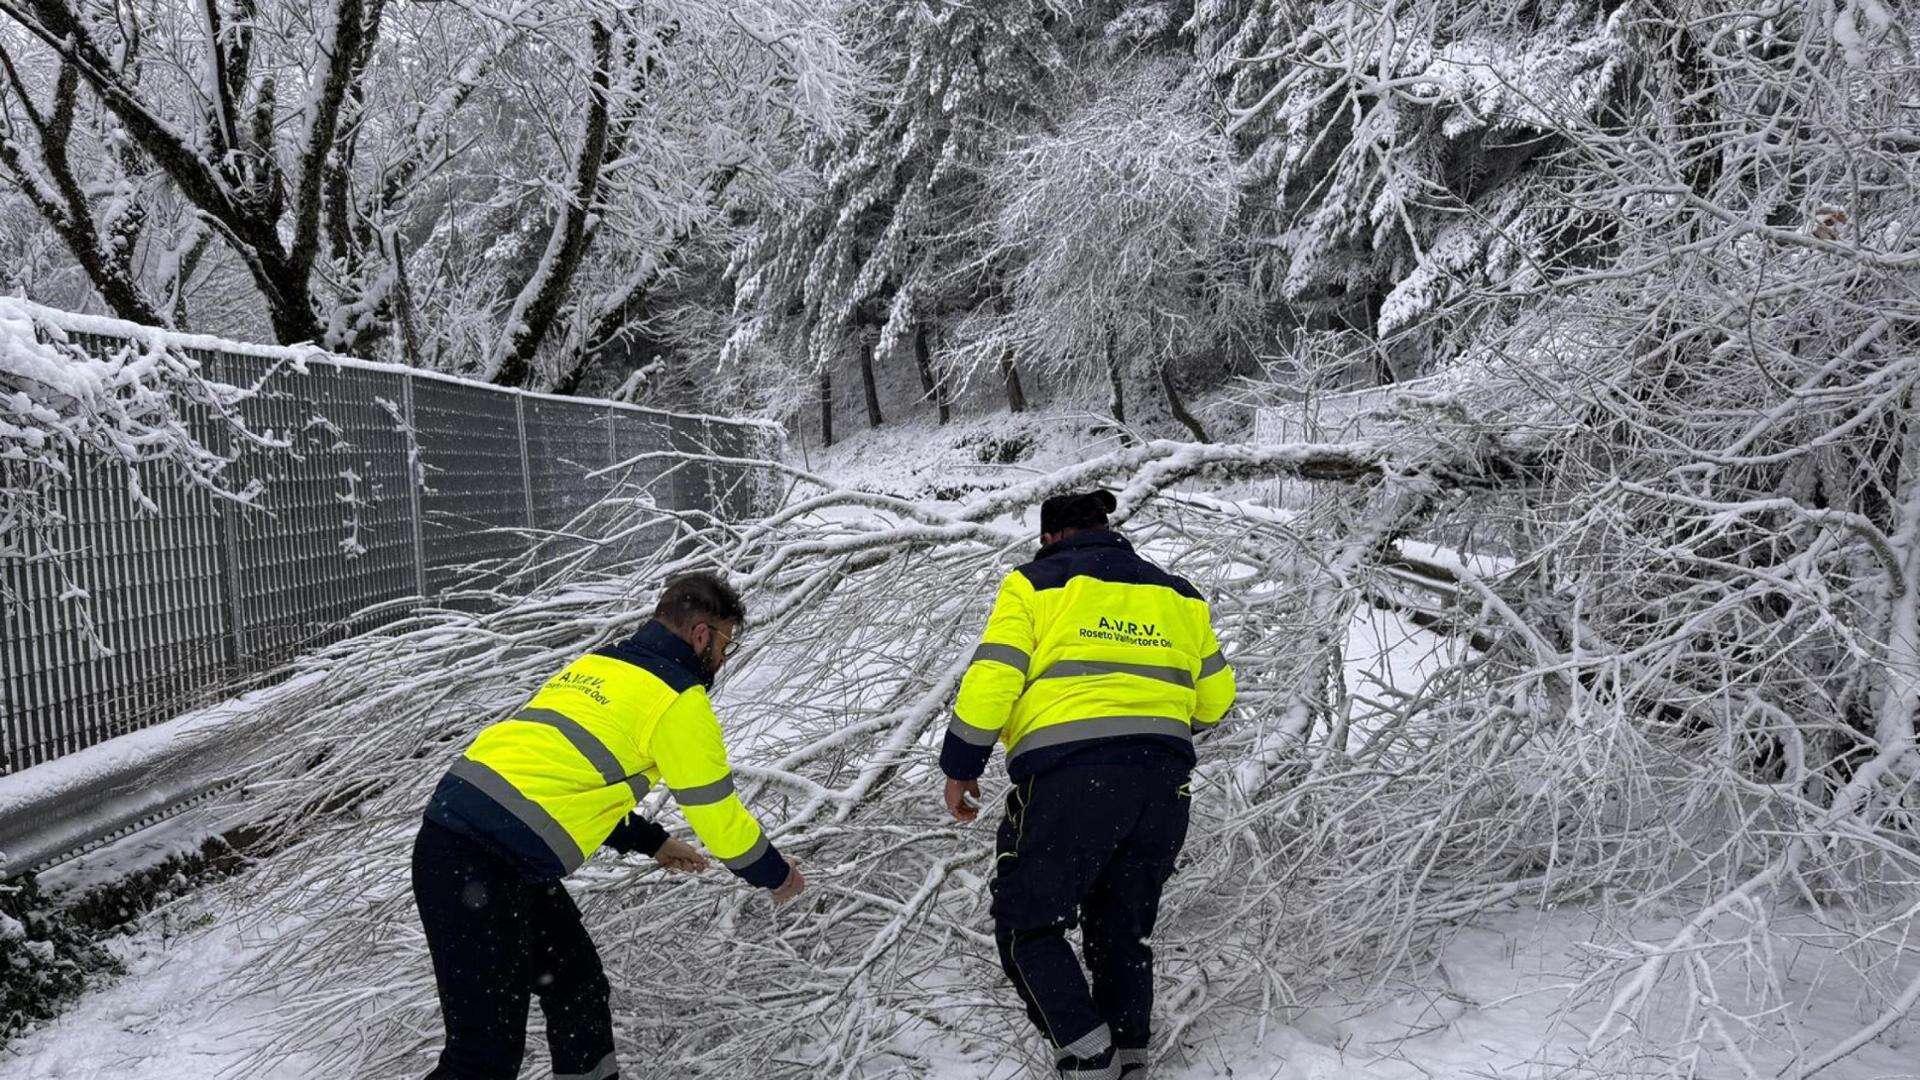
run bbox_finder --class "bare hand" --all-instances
[944,778,981,823]
[652,837,708,873]
[771,862,806,905]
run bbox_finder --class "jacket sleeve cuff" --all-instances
[940,731,993,782]
[732,842,791,889]
[606,815,670,856]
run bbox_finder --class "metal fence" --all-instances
[0,325,784,775]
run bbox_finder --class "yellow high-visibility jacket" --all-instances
[424,620,789,887]
[941,530,1235,781]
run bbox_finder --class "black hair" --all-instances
[1039,489,1118,536]
[653,572,746,631]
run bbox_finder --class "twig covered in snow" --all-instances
[0,297,276,637]
[215,429,1535,1078]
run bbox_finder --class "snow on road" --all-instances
[13,893,1912,1079]
[1,912,317,1079]
[0,890,1566,1079]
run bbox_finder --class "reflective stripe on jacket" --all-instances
[425,620,788,887]
[941,530,1236,782]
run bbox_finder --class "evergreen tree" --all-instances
[729,0,1066,430]
[1194,0,1636,379]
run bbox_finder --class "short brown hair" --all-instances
[654,572,746,631]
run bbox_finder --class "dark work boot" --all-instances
[1056,1046,1119,1079]
[1116,1046,1148,1076]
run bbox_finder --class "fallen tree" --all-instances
[194,327,1920,1073]
[215,424,1559,1077]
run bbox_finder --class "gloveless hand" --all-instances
[772,862,806,905]
[652,837,709,873]
[944,778,981,823]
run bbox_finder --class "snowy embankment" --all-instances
[3,409,1917,1079]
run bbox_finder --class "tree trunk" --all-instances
[283,0,378,292]
[1160,363,1210,443]
[1106,331,1126,424]
[820,367,835,449]
[12,0,382,346]
[859,335,884,429]
[490,20,615,387]
[387,230,424,366]
[0,58,163,325]
[166,231,211,330]
[913,323,949,424]
[1001,352,1028,414]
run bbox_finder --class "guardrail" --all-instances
[0,687,268,876]
[0,303,785,780]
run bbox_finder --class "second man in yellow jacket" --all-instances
[941,490,1235,1080]
[412,572,801,1080]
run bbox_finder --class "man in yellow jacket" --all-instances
[412,573,802,1080]
[941,491,1235,1080]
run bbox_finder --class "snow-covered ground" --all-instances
[13,892,1914,1079]
[5,409,1916,1079]
[2,913,318,1079]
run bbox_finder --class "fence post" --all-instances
[402,373,427,599]
[210,351,246,670]
[516,394,535,528]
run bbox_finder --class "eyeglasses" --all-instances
[704,623,742,659]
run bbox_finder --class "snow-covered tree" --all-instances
[975,57,1250,440]
[727,0,1067,438]
[0,0,398,343]
[1196,0,1636,379]
[0,0,849,395]
[492,1,854,396]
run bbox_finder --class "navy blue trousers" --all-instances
[990,759,1190,1056]
[412,819,618,1080]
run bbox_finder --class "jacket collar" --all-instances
[626,619,712,689]
[1035,528,1131,561]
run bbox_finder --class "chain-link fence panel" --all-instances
[524,396,614,531]
[412,376,528,597]
[0,364,231,769]
[605,408,681,566]
[2,309,787,774]
[220,356,417,666]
